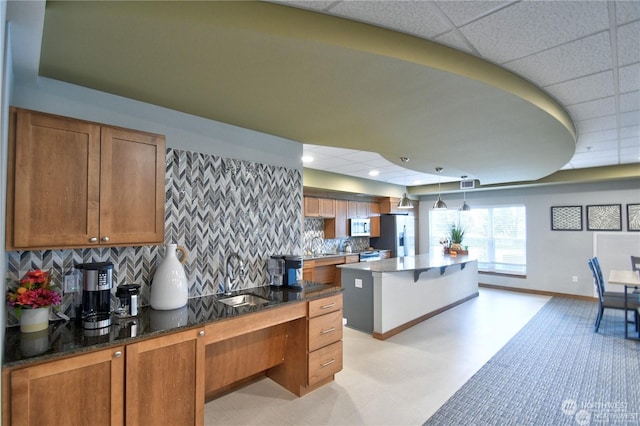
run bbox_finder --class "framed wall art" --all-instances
[551,206,583,231]
[627,204,640,231]
[586,204,622,231]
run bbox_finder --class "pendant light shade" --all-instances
[398,193,413,209]
[459,175,471,211]
[433,167,447,209]
[398,157,414,209]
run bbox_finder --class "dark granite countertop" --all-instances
[4,281,342,369]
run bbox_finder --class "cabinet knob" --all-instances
[198,330,205,337]
[102,236,110,242]
[89,237,98,243]
[114,351,122,358]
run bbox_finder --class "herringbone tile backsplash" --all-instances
[7,148,302,324]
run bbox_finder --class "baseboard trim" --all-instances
[372,292,479,341]
[479,283,596,301]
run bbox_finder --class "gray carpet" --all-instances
[424,297,640,426]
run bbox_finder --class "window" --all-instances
[429,205,526,275]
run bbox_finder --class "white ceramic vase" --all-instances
[150,244,189,310]
[20,306,50,333]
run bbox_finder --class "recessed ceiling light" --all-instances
[301,155,314,163]
[369,170,379,176]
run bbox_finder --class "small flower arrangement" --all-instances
[7,269,61,313]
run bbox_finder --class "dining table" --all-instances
[608,269,640,339]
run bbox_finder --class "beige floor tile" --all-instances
[204,288,550,425]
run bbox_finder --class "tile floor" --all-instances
[204,288,551,425]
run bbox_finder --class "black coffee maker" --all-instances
[270,255,303,290]
[76,262,114,329]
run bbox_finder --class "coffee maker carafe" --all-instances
[76,262,113,329]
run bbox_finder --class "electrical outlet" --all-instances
[355,278,363,288]
[64,271,80,293]
[572,275,578,283]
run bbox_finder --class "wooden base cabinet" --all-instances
[7,108,165,250]
[5,328,206,426]
[8,346,125,426]
[126,328,205,426]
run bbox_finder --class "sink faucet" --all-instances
[343,240,353,253]
[311,236,324,255]
[224,252,245,295]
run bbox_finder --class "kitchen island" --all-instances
[338,253,478,340]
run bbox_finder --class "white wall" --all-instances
[419,179,640,297]
[1,1,10,421]
[11,77,303,168]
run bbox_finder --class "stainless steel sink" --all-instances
[219,294,270,308]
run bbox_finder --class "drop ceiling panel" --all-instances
[577,116,618,134]
[433,31,472,52]
[458,1,610,63]
[619,91,640,112]
[329,1,450,39]
[546,71,615,106]
[616,1,640,24]
[620,126,640,139]
[619,63,640,93]
[503,32,612,87]
[617,21,640,66]
[434,1,515,27]
[567,97,616,121]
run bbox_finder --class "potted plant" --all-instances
[449,224,468,254]
[7,269,61,333]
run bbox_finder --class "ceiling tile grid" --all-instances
[292,0,639,182]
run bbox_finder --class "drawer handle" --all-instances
[114,351,122,358]
[320,327,336,335]
[320,358,336,368]
[320,303,336,310]
[198,330,205,337]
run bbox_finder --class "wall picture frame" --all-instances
[551,206,583,231]
[586,204,622,231]
[627,204,640,232]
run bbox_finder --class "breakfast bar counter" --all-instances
[339,253,478,339]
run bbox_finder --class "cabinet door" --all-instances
[318,199,335,218]
[304,197,320,217]
[370,215,381,237]
[10,109,101,249]
[333,200,348,238]
[100,127,165,245]
[126,328,205,426]
[10,346,124,426]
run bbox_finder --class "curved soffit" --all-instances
[38,1,576,185]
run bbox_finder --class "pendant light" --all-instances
[459,175,471,211]
[433,167,447,209]
[398,157,413,209]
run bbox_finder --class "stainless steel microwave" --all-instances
[350,218,370,236]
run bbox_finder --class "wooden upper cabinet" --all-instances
[7,108,165,250]
[99,127,165,245]
[304,197,335,218]
[347,201,369,218]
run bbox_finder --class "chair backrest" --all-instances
[631,255,640,271]
[591,257,607,291]
[587,258,604,302]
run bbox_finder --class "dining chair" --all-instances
[631,256,640,271]
[587,258,640,334]
[591,257,628,297]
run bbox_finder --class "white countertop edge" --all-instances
[337,252,477,273]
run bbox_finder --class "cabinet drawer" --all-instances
[308,310,343,352]
[308,294,343,318]
[308,341,343,386]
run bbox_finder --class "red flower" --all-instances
[7,269,61,309]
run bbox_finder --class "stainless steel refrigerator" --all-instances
[372,214,416,258]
